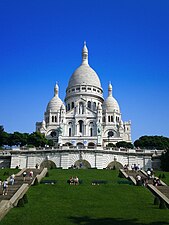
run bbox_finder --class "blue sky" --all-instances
[0,0,169,142]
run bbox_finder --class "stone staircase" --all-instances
[0,168,42,201]
[157,186,169,199]
[121,169,169,208]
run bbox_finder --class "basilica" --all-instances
[7,43,153,170]
[36,42,131,147]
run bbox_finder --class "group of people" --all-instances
[135,174,148,186]
[0,173,15,195]
[131,164,140,171]
[153,177,162,186]
[23,170,34,181]
[68,176,79,185]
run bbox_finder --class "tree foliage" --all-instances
[0,125,54,148]
[116,141,134,149]
[161,151,169,171]
[134,136,169,150]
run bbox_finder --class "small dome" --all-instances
[46,83,63,112]
[46,96,63,112]
[102,83,120,112]
[102,96,120,112]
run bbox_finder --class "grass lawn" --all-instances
[0,168,20,181]
[1,169,169,225]
[155,171,169,185]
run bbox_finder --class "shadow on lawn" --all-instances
[68,216,169,225]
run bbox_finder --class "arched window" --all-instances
[111,116,113,122]
[71,102,74,109]
[79,102,84,114]
[108,116,110,122]
[93,102,96,110]
[103,116,106,122]
[79,120,83,133]
[68,104,70,111]
[55,116,57,122]
[69,128,71,137]
[87,101,91,109]
[52,116,54,122]
[108,131,114,138]
[90,128,93,137]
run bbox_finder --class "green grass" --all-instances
[1,169,169,225]
[0,168,20,180]
[155,171,169,185]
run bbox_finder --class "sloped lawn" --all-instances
[1,169,169,225]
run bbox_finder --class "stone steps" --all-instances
[125,169,169,207]
[157,186,169,199]
[0,169,42,202]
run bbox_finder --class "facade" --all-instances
[36,42,131,147]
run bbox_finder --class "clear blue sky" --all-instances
[0,0,169,142]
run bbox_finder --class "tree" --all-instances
[47,139,55,147]
[116,141,133,149]
[134,136,169,150]
[161,150,169,171]
[27,132,47,147]
[0,125,9,147]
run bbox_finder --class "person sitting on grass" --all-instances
[74,176,79,185]
[69,176,74,185]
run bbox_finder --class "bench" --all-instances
[40,180,57,184]
[117,180,133,185]
[91,180,108,185]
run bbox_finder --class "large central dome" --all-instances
[67,42,102,90]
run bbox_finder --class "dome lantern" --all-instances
[54,83,59,97]
[82,41,88,65]
[108,82,112,97]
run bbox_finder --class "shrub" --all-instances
[118,172,124,178]
[154,196,160,205]
[159,200,167,209]
[33,177,39,186]
[162,174,166,179]
[23,194,28,204]
[17,198,24,207]
[45,172,49,177]
[112,165,116,170]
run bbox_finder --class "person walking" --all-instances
[23,171,27,181]
[10,174,15,185]
[2,180,8,195]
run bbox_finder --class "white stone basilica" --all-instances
[7,43,153,170]
[36,42,131,147]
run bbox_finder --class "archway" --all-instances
[40,160,56,169]
[64,142,73,146]
[107,161,123,170]
[74,160,91,169]
[88,142,95,149]
[77,142,84,149]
